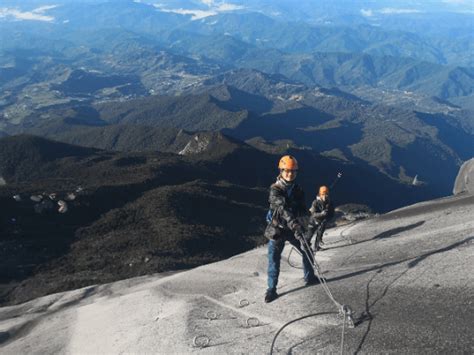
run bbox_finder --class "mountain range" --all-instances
[1,0,473,306]
[7,69,472,199]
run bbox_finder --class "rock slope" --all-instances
[453,158,474,195]
[1,193,472,354]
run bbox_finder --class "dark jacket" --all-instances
[264,177,307,240]
[309,196,335,224]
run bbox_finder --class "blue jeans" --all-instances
[267,236,315,292]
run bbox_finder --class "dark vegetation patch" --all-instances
[52,69,147,96]
[95,88,249,131]
[113,156,147,167]
[0,135,269,305]
[416,111,474,161]
[1,181,267,305]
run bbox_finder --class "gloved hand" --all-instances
[294,230,305,242]
[320,210,328,217]
[290,221,304,236]
[295,231,308,250]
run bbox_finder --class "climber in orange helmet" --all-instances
[263,155,318,303]
[307,185,335,251]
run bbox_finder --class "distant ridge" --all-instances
[0,135,98,183]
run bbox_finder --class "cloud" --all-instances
[33,5,58,13]
[0,5,58,22]
[379,8,422,14]
[157,7,217,20]
[154,1,244,20]
[442,0,469,3]
[201,0,215,6]
[361,7,422,17]
[216,3,243,11]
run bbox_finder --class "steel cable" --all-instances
[271,237,355,354]
[269,311,337,355]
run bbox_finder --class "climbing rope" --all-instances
[194,223,356,353]
[287,247,304,269]
[269,311,337,355]
[299,236,354,319]
[272,236,355,355]
[340,307,347,354]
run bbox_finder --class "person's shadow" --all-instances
[278,284,310,298]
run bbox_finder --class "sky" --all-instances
[0,0,472,23]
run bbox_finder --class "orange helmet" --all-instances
[319,185,329,195]
[278,155,298,170]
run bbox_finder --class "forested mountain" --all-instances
[8,70,471,199]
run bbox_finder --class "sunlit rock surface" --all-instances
[0,193,472,354]
[453,158,474,195]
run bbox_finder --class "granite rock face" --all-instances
[453,158,474,194]
[1,193,473,354]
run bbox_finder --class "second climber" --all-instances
[307,185,335,251]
